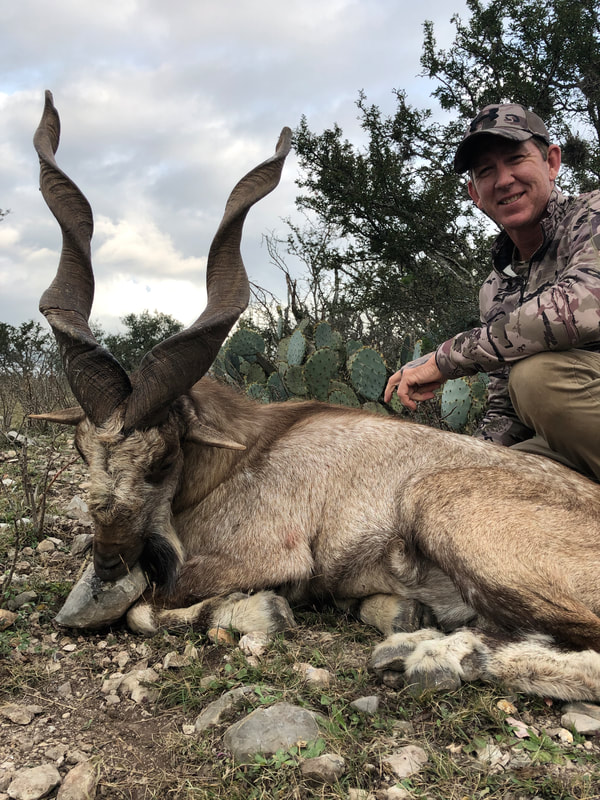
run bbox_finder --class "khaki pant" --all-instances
[508,349,600,482]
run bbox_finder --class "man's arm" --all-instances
[385,353,445,410]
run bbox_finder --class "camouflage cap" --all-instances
[454,103,550,173]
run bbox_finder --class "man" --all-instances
[384,103,600,481]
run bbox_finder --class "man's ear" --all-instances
[467,179,483,209]
[547,144,561,182]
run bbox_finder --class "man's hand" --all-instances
[384,353,445,410]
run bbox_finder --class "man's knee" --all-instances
[508,352,561,415]
[509,349,600,433]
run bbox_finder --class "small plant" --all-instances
[1,430,77,602]
[506,727,566,765]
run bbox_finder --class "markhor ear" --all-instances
[185,422,246,450]
[29,407,85,426]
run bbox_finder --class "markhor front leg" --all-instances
[127,591,296,636]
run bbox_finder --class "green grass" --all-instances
[146,623,600,800]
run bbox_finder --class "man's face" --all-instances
[467,138,561,238]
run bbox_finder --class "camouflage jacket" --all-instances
[435,187,600,445]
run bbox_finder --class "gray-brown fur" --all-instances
[75,377,600,660]
[33,93,600,701]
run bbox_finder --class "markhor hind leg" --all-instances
[358,594,437,636]
[371,629,600,701]
[127,591,296,636]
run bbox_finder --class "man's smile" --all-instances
[499,192,525,206]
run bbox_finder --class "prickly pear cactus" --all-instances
[228,327,266,358]
[362,401,389,416]
[304,348,340,401]
[267,372,287,401]
[276,310,284,341]
[283,364,308,396]
[346,339,363,359]
[214,317,489,434]
[246,363,267,385]
[246,383,270,403]
[348,347,387,402]
[328,385,361,408]
[287,329,307,366]
[440,377,472,430]
[441,374,489,431]
[314,321,343,352]
[314,321,333,350]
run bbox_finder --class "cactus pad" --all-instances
[304,348,340,401]
[328,386,361,408]
[441,377,472,430]
[228,328,266,357]
[362,401,389,415]
[348,347,387,401]
[267,372,287,401]
[283,364,308,396]
[245,363,267,385]
[287,329,307,366]
[246,383,270,403]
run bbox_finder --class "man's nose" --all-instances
[495,162,514,188]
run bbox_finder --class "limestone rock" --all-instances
[224,702,322,763]
[194,686,256,732]
[7,764,61,800]
[56,759,100,799]
[562,701,600,722]
[7,592,38,612]
[0,610,17,631]
[70,534,93,556]
[300,753,345,784]
[238,631,270,657]
[293,663,333,687]
[65,496,92,525]
[350,695,379,715]
[383,745,428,779]
[561,710,600,735]
[377,787,411,799]
[55,563,147,629]
[7,431,36,448]
[0,705,36,726]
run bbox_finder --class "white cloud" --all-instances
[93,274,207,330]
[93,216,207,279]
[0,0,469,331]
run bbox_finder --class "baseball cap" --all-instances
[454,103,550,173]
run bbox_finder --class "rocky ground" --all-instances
[2,438,600,799]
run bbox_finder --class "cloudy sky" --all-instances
[1,0,468,333]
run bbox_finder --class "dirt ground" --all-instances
[2,440,600,800]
